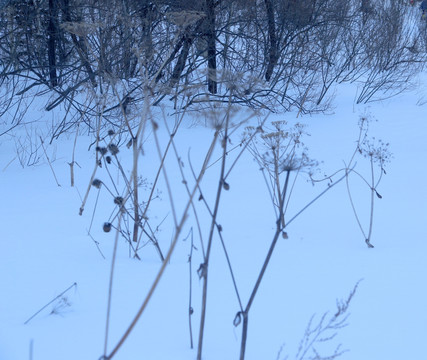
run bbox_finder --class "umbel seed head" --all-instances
[108,129,115,136]
[103,222,112,232]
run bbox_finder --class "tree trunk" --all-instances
[47,0,58,87]
[205,0,217,94]
[264,0,278,82]
[60,0,97,87]
[169,35,192,89]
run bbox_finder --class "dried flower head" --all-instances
[108,144,119,155]
[103,222,112,233]
[359,137,392,167]
[96,146,108,156]
[249,120,317,175]
[114,196,124,206]
[92,179,102,189]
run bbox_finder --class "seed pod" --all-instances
[108,129,115,136]
[223,181,230,190]
[282,231,288,239]
[103,222,112,233]
[106,156,112,164]
[233,312,242,327]
[375,190,382,199]
[92,179,102,189]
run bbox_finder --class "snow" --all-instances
[1,78,427,360]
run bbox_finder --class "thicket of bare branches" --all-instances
[0,0,425,141]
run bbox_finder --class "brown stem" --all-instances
[239,170,290,360]
[132,137,139,243]
[197,119,230,360]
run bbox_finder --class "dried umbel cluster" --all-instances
[246,120,318,176]
[359,137,392,169]
[356,116,392,170]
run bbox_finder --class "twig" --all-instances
[87,231,106,259]
[24,283,77,324]
[39,136,61,187]
[69,122,80,187]
[183,228,195,349]
[103,213,123,356]
[29,339,34,360]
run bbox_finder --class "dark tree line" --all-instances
[0,0,425,136]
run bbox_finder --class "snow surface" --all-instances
[1,79,426,360]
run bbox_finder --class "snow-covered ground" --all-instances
[1,78,426,360]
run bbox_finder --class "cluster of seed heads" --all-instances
[95,146,108,156]
[95,143,119,157]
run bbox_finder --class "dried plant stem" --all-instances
[366,157,375,248]
[137,115,185,253]
[216,224,244,311]
[79,101,105,215]
[104,132,218,360]
[29,339,33,360]
[189,169,244,312]
[239,168,350,360]
[103,212,122,356]
[287,168,350,228]
[39,136,61,187]
[197,114,231,360]
[152,121,178,227]
[163,117,206,259]
[345,170,365,238]
[69,122,79,187]
[183,228,195,349]
[345,162,375,248]
[79,162,99,216]
[239,169,290,360]
[132,138,139,243]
